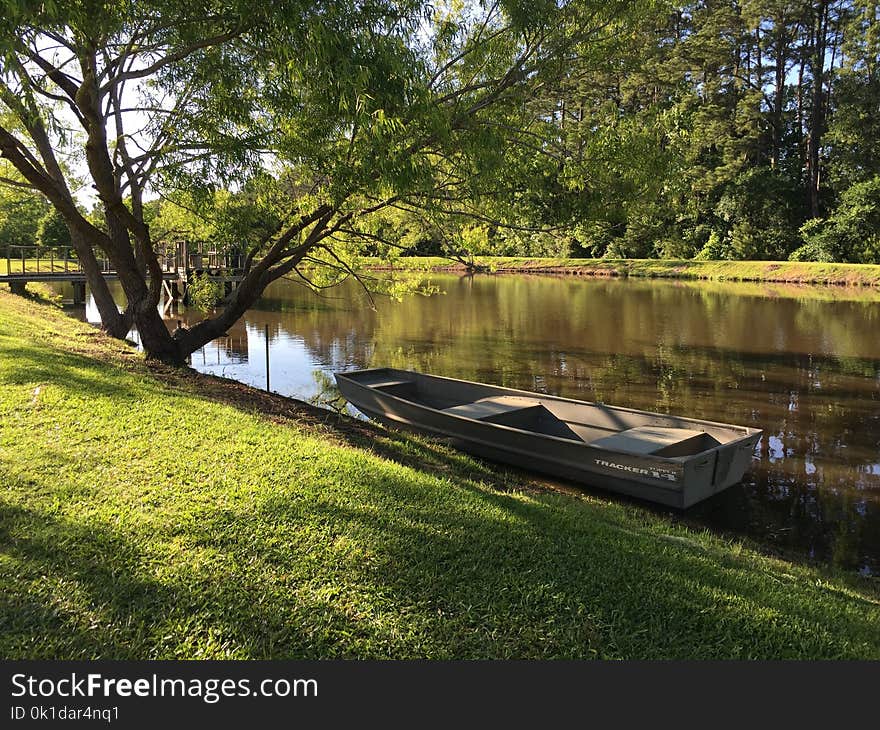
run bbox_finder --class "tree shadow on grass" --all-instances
[148,364,536,496]
[2,461,878,660]
[0,499,375,659]
[0,345,144,402]
[228,467,880,658]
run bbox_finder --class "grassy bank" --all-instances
[0,291,878,659]
[369,256,880,286]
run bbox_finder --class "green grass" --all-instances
[368,256,880,286]
[0,290,878,659]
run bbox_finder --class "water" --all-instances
[59,274,880,574]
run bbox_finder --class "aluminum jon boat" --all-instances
[334,368,762,508]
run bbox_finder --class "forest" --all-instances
[552,0,880,264]
[405,0,880,263]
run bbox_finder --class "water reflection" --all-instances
[62,274,880,574]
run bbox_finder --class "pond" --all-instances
[60,273,880,574]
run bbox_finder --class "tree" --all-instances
[824,0,880,190]
[0,163,50,248]
[36,207,72,253]
[0,0,633,362]
[515,0,875,260]
[794,175,880,262]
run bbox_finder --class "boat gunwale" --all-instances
[349,398,688,495]
[334,368,762,463]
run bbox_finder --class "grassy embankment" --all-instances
[370,256,880,286]
[1,289,878,659]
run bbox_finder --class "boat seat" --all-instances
[368,379,414,389]
[589,426,707,455]
[441,396,539,420]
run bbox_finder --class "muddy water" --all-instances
[64,274,880,574]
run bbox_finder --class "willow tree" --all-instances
[0,0,632,363]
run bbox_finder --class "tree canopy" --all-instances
[0,0,634,361]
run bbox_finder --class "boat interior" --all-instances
[342,369,751,458]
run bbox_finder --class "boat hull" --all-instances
[336,369,761,509]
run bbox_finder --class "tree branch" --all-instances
[99,27,244,95]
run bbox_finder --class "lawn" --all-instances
[0,289,878,659]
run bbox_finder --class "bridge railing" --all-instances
[2,242,244,278]
[185,249,245,272]
[2,245,185,277]
[1,245,100,276]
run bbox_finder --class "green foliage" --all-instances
[459,224,491,255]
[0,169,50,249]
[144,197,213,248]
[788,237,838,263]
[795,177,880,264]
[35,209,71,253]
[493,230,572,258]
[694,231,732,261]
[480,0,878,263]
[826,74,880,190]
[186,273,225,311]
[825,0,880,190]
[713,168,805,261]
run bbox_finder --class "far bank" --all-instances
[367,257,880,287]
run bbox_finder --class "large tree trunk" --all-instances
[98,210,182,363]
[69,229,130,338]
[170,212,334,362]
[113,259,181,364]
[805,0,830,218]
[770,18,788,171]
[135,305,182,364]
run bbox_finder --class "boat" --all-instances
[334,368,762,508]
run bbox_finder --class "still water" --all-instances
[62,274,880,574]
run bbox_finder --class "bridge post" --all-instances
[9,281,28,296]
[72,281,86,305]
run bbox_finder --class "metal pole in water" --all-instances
[265,323,270,393]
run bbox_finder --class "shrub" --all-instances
[187,273,224,310]
[713,168,805,260]
[795,177,880,264]
[694,230,734,260]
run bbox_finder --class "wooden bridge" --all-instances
[0,243,244,305]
